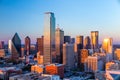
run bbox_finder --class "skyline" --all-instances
[0,0,120,44]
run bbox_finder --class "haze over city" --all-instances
[0,0,120,44]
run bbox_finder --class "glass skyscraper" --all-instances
[43,12,55,64]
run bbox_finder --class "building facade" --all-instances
[44,12,55,64]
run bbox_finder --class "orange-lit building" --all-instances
[114,48,120,60]
[31,65,44,74]
[37,36,44,55]
[37,51,43,64]
[45,63,64,78]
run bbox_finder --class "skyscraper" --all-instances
[0,41,4,49]
[25,36,31,55]
[55,27,64,63]
[64,36,71,43]
[44,12,55,64]
[63,43,75,70]
[37,36,44,55]
[102,38,113,53]
[91,31,99,51]
[11,33,21,60]
[84,36,91,49]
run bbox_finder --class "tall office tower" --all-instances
[63,43,75,70]
[78,49,89,71]
[25,36,31,55]
[64,36,71,43]
[37,36,44,55]
[76,35,84,49]
[55,27,64,63]
[44,12,55,64]
[8,40,12,54]
[102,38,113,53]
[0,41,4,49]
[84,36,91,49]
[114,48,120,60]
[91,31,99,51]
[11,33,21,60]
[71,38,75,44]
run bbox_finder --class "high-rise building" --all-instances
[0,41,4,49]
[64,36,71,43]
[78,49,89,71]
[45,63,64,78]
[71,38,75,44]
[11,33,21,60]
[84,36,91,49]
[44,12,55,64]
[91,31,99,51]
[25,36,31,55]
[114,48,120,60]
[63,43,75,70]
[55,27,64,63]
[37,36,44,55]
[76,35,84,49]
[102,38,113,53]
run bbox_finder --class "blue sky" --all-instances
[0,0,120,44]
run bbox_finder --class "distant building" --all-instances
[44,12,55,64]
[37,51,43,64]
[64,36,71,43]
[84,36,91,49]
[37,36,44,55]
[106,61,120,70]
[63,43,75,69]
[114,48,120,60]
[10,33,21,61]
[71,38,75,44]
[55,27,64,63]
[45,63,64,78]
[31,65,44,73]
[102,38,113,53]
[78,49,89,71]
[85,55,104,72]
[0,49,5,57]
[25,36,31,55]
[0,41,4,49]
[91,31,99,52]
[76,35,84,49]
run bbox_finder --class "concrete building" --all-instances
[78,49,89,71]
[114,48,120,60]
[0,49,5,57]
[44,12,55,64]
[37,36,44,55]
[37,51,43,64]
[55,27,64,63]
[85,54,105,72]
[45,63,64,78]
[63,43,75,70]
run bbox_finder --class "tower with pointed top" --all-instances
[25,36,31,55]
[11,33,21,60]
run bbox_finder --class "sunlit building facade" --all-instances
[55,27,64,63]
[102,38,113,53]
[114,48,120,60]
[37,36,44,55]
[44,12,55,64]
[91,31,99,51]
[84,36,91,49]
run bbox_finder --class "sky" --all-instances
[0,0,120,44]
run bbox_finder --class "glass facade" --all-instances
[44,12,55,64]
